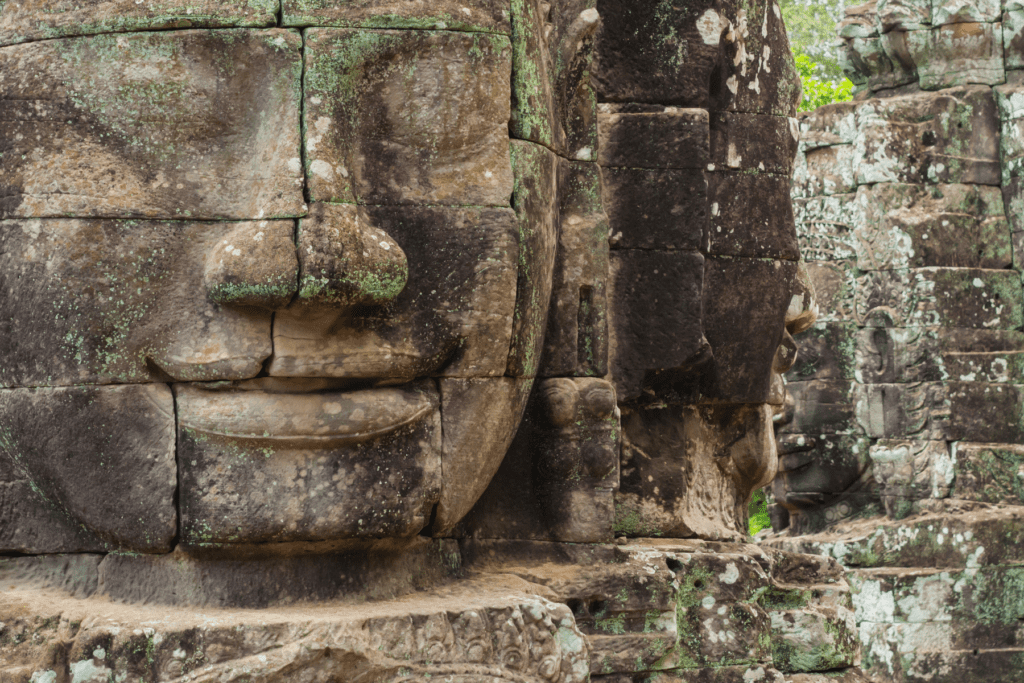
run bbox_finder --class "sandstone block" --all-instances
[592,0,721,107]
[593,667,788,683]
[508,141,559,378]
[840,37,909,91]
[798,101,860,146]
[530,378,619,543]
[793,195,861,262]
[877,0,932,33]
[1004,9,1024,70]
[0,0,278,46]
[870,440,954,518]
[852,326,1024,386]
[177,380,442,545]
[709,113,799,176]
[618,404,777,541]
[540,158,609,377]
[0,218,292,388]
[295,203,408,309]
[853,564,1024,647]
[865,642,1024,683]
[0,384,175,553]
[705,173,799,260]
[953,442,1024,504]
[1000,176,1024,234]
[854,183,1012,270]
[995,85,1024,190]
[932,0,1001,26]
[457,377,617,543]
[598,110,709,169]
[855,87,1000,186]
[781,672,873,683]
[510,0,600,158]
[941,328,1024,382]
[776,380,861,436]
[282,0,511,34]
[0,29,304,220]
[773,433,875,518]
[711,0,801,117]
[856,383,952,440]
[906,23,1005,90]
[769,606,858,673]
[793,144,858,198]
[509,0,557,148]
[854,327,941,384]
[804,261,857,324]
[0,579,590,681]
[702,258,797,403]
[608,250,705,403]
[303,28,512,206]
[855,268,1023,329]
[947,381,1024,442]
[880,29,922,87]
[435,377,533,535]
[269,205,518,380]
[603,167,706,250]
[779,508,1024,569]
[840,3,881,38]
[98,539,468,607]
[788,322,858,382]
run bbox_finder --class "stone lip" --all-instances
[175,379,438,445]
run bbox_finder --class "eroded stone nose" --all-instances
[204,221,299,309]
[297,203,408,307]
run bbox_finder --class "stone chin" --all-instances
[173,374,531,548]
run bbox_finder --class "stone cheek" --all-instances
[270,205,520,381]
[0,384,176,553]
[0,218,289,388]
[702,258,798,404]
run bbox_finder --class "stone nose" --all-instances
[203,205,409,311]
[204,221,300,310]
[296,203,408,308]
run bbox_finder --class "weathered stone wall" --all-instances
[773,1,1024,680]
[0,1,865,682]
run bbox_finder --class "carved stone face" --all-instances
[0,3,597,553]
[593,0,813,540]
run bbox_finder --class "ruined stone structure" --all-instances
[0,2,864,682]
[770,0,1024,680]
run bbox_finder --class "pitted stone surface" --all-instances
[0,29,304,220]
[302,28,513,207]
[0,2,858,682]
[0,1,279,46]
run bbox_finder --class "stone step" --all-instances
[954,443,1024,505]
[851,566,1024,650]
[764,507,1024,569]
[861,645,1024,683]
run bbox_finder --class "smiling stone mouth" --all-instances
[175,378,438,445]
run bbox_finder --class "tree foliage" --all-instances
[748,488,771,536]
[795,53,854,111]
[780,0,855,111]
